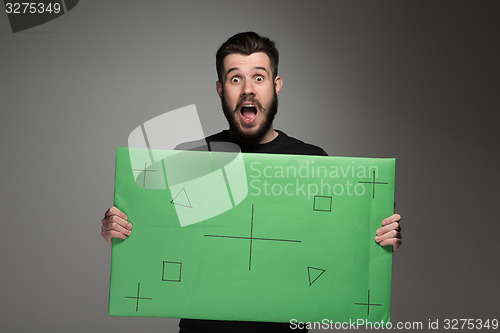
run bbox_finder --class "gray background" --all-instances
[1,0,498,332]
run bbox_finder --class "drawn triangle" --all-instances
[170,188,193,208]
[307,266,325,286]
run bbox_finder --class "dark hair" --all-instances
[216,31,279,82]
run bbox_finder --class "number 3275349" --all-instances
[5,2,62,14]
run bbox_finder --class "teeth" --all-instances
[242,104,255,108]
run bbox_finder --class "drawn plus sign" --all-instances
[204,204,301,270]
[124,282,152,312]
[354,289,382,316]
[133,162,157,187]
[358,171,388,199]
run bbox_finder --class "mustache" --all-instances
[235,97,267,112]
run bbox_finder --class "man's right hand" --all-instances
[101,206,133,245]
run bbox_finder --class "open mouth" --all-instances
[239,104,258,123]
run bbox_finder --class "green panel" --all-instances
[110,147,395,324]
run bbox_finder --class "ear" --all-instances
[216,81,223,99]
[274,76,283,96]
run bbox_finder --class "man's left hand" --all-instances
[375,214,402,252]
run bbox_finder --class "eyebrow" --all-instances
[225,66,270,77]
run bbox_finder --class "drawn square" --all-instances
[313,196,332,212]
[162,261,182,282]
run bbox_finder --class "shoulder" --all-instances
[205,131,228,143]
[174,131,227,151]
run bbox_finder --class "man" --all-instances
[102,32,402,332]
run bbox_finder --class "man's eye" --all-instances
[231,77,241,83]
[255,76,264,82]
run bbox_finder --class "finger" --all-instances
[101,229,128,244]
[376,222,400,237]
[382,214,401,226]
[101,222,132,236]
[102,215,133,230]
[375,229,400,243]
[104,206,128,220]
[379,237,403,252]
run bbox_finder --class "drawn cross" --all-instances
[124,282,152,312]
[204,204,301,270]
[133,162,157,187]
[358,170,388,199]
[354,289,382,316]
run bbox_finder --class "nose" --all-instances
[242,79,255,97]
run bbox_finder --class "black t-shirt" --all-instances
[205,129,328,156]
[178,129,327,333]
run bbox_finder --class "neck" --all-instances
[257,126,278,144]
[228,127,278,145]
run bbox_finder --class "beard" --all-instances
[221,89,278,145]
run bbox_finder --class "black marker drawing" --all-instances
[358,171,388,199]
[354,289,382,315]
[162,261,182,282]
[170,187,193,208]
[134,162,157,187]
[307,266,326,286]
[124,282,152,312]
[313,195,332,212]
[204,204,301,270]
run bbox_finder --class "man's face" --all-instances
[216,52,283,144]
